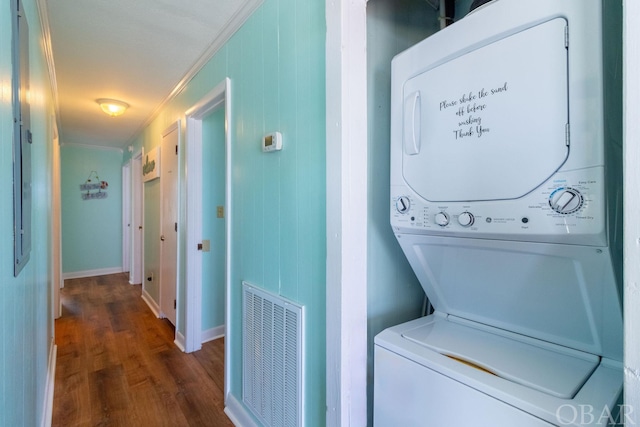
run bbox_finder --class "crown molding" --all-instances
[60,142,124,154]
[126,0,263,146]
[36,0,61,134]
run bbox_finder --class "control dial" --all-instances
[549,187,584,214]
[395,196,410,214]
[457,212,475,227]
[434,212,450,227]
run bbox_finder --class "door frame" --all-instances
[184,78,232,397]
[51,118,62,319]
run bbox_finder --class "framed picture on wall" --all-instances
[142,147,160,182]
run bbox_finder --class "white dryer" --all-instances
[374,0,623,426]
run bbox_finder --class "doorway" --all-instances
[160,122,180,326]
[201,107,226,341]
[184,78,232,401]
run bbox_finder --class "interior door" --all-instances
[131,153,143,284]
[160,123,179,325]
[122,161,131,274]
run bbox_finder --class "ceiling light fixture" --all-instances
[97,98,129,117]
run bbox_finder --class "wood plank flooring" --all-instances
[52,273,234,427]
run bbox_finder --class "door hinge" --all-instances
[564,25,569,48]
[175,145,178,155]
[174,222,177,232]
[174,299,176,309]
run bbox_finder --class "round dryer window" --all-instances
[402,18,569,202]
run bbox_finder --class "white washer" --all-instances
[375,1,623,426]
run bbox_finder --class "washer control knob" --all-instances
[395,196,410,214]
[458,212,474,227]
[549,188,584,214]
[434,212,449,227]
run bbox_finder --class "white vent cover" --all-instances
[242,282,304,427]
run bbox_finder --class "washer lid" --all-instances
[402,315,599,399]
[402,18,569,202]
[396,234,623,362]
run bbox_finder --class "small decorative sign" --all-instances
[80,170,108,200]
[142,147,160,182]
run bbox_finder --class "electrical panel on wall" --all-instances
[12,0,32,277]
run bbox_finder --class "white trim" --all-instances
[35,0,61,133]
[141,287,162,318]
[122,160,132,273]
[40,340,56,427]
[62,267,123,280]
[202,326,225,343]
[184,78,233,403]
[175,330,186,352]
[224,393,259,427]
[50,118,62,319]
[59,142,124,153]
[624,0,640,423]
[126,0,262,146]
[325,0,368,425]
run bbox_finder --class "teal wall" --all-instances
[131,0,326,424]
[60,145,123,274]
[202,108,226,330]
[366,0,441,424]
[0,0,56,425]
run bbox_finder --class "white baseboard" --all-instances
[62,267,123,280]
[224,393,258,427]
[175,330,186,352]
[202,325,225,343]
[41,340,57,427]
[141,288,161,318]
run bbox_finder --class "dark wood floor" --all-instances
[52,273,233,427]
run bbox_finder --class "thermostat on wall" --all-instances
[262,132,282,152]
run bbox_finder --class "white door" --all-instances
[160,123,179,325]
[131,153,143,284]
[122,161,131,273]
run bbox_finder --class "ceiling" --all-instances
[46,0,257,150]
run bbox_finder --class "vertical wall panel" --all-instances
[134,0,326,425]
[202,108,227,330]
[0,0,56,425]
[60,145,124,275]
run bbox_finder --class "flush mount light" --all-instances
[97,98,129,117]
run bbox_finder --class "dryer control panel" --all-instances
[391,167,606,246]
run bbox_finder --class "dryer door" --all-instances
[402,18,569,202]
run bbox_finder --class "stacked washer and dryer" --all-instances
[374,0,623,426]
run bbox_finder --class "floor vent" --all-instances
[242,282,304,427]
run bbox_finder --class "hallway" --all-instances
[52,274,232,427]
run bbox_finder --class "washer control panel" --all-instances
[391,168,606,246]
